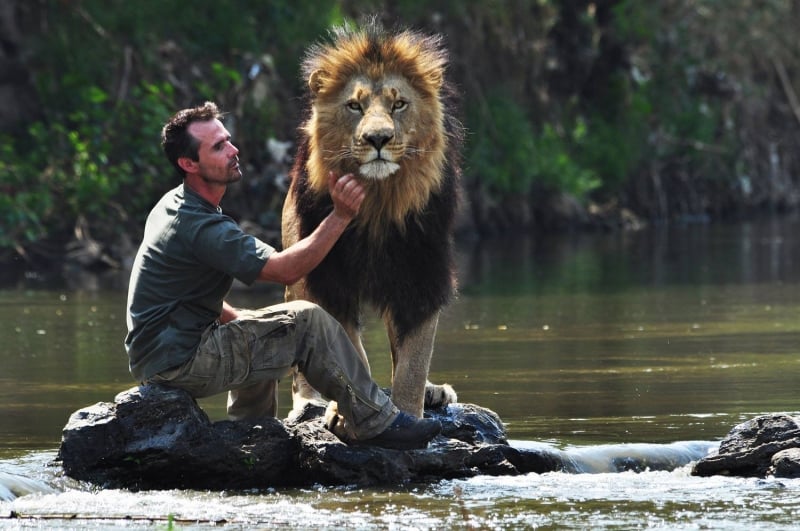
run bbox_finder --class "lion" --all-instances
[282,18,463,423]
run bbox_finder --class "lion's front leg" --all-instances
[386,312,457,417]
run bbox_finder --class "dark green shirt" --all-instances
[125,183,273,381]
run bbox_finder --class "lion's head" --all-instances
[300,19,456,231]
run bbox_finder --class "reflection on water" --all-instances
[1,216,800,528]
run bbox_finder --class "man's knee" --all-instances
[284,299,320,313]
[247,300,326,325]
[285,300,328,322]
[285,300,344,337]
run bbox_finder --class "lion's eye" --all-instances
[392,100,408,113]
[346,101,363,114]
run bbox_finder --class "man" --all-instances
[125,101,441,450]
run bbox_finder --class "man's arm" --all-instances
[257,172,364,286]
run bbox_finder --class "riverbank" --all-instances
[5,203,798,293]
[5,3,800,274]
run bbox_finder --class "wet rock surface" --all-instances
[56,385,564,490]
[691,413,800,478]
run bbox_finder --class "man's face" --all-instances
[187,118,241,185]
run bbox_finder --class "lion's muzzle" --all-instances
[359,159,400,180]
[354,108,402,181]
[364,131,393,151]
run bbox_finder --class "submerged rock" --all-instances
[56,385,564,490]
[691,413,800,478]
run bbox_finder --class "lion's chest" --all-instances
[303,211,452,329]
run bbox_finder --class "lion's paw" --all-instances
[286,399,327,425]
[324,401,354,443]
[424,381,457,409]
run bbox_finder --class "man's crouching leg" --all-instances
[292,301,441,450]
[227,379,279,421]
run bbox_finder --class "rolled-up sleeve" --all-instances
[191,217,274,286]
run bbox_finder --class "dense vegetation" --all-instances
[2,0,799,267]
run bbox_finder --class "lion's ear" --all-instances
[308,69,327,95]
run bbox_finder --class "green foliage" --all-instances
[2,0,344,256]
[0,142,50,250]
[577,90,651,193]
[532,122,601,198]
[466,94,536,194]
[3,0,794,254]
[462,0,745,205]
[163,513,176,531]
[612,0,659,42]
[1,79,176,252]
[466,92,600,199]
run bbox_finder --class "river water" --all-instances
[2,216,800,529]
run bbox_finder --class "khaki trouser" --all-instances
[148,300,397,440]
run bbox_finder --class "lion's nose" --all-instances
[364,131,393,151]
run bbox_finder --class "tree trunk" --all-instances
[0,0,40,134]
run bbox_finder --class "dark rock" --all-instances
[691,413,800,478]
[769,448,800,478]
[429,402,508,445]
[57,385,297,490]
[56,385,565,490]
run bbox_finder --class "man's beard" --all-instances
[201,173,240,185]
[200,161,241,185]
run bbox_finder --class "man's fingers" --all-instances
[337,174,355,189]
[327,172,364,217]
[333,174,362,198]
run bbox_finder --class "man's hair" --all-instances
[161,101,223,179]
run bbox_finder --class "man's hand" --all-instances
[329,171,365,221]
[257,171,365,286]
